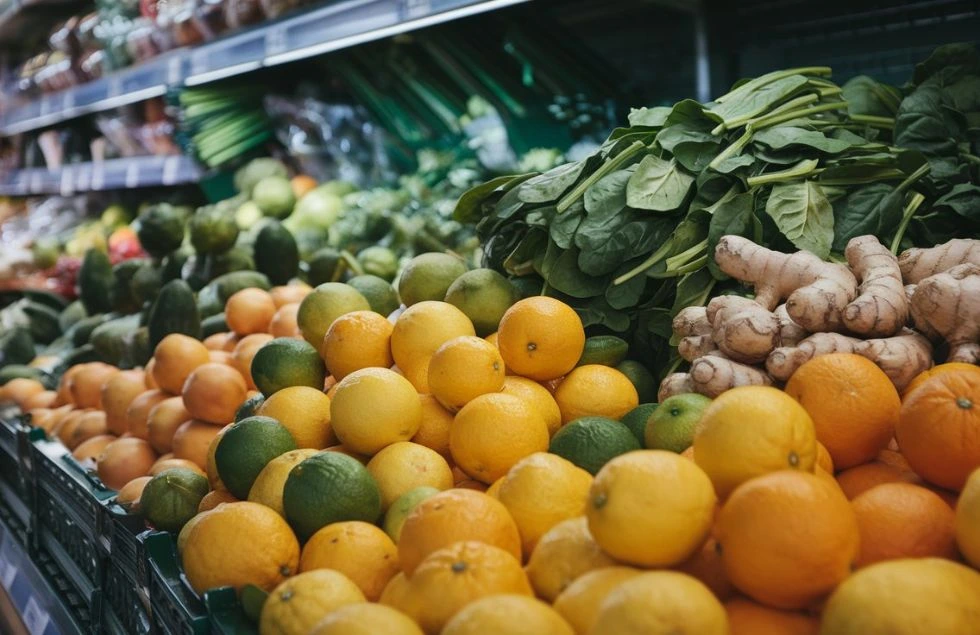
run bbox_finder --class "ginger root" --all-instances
[910,263,980,364]
[715,235,857,332]
[706,296,780,364]
[659,355,772,401]
[658,373,696,401]
[843,235,908,337]
[775,304,807,347]
[674,307,716,362]
[898,238,980,284]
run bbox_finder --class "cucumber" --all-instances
[197,284,223,320]
[577,335,630,367]
[181,255,211,291]
[211,271,271,305]
[130,262,163,306]
[161,249,191,283]
[58,301,88,332]
[0,365,47,386]
[63,344,101,368]
[201,313,229,338]
[121,327,151,369]
[78,249,115,314]
[135,204,187,259]
[22,289,69,311]
[148,280,202,350]
[254,221,300,285]
[22,302,62,345]
[112,259,149,314]
[0,328,35,369]
[91,314,142,366]
[70,314,110,348]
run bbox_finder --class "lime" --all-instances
[215,416,298,499]
[397,253,467,307]
[250,337,326,396]
[139,468,209,533]
[616,360,659,403]
[297,282,371,355]
[283,451,382,540]
[358,246,399,281]
[645,393,712,453]
[620,403,659,447]
[306,247,343,287]
[252,176,296,219]
[382,485,440,543]
[548,416,640,475]
[578,336,629,367]
[235,392,266,422]
[444,269,519,337]
[347,275,400,318]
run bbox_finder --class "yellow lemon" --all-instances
[525,516,618,602]
[259,569,364,635]
[330,368,422,455]
[442,594,573,635]
[552,567,642,635]
[311,603,422,635]
[366,441,454,511]
[590,571,728,635]
[257,386,333,449]
[322,310,394,381]
[248,449,318,516]
[427,336,505,412]
[391,301,475,392]
[553,365,639,424]
[500,376,562,437]
[411,394,454,461]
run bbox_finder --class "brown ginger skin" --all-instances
[843,235,908,337]
[658,356,772,401]
[910,263,980,364]
[706,296,780,364]
[898,238,980,284]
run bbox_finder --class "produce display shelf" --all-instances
[0,155,203,196]
[144,532,210,635]
[0,0,533,136]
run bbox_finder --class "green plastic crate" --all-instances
[100,503,153,635]
[0,414,31,530]
[144,531,210,635]
[206,586,258,635]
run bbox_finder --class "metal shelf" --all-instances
[0,155,202,196]
[0,0,532,136]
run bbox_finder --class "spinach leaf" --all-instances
[550,200,585,249]
[708,74,810,125]
[842,75,902,117]
[577,216,673,277]
[894,85,965,159]
[628,107,672,128]
[584,166,635,216]
[665,99,721,131]
[577,296,631,332]
[912,43,980,86]
[765,181,834,258]
[502,229,548,277]
[707,191,755,278]
[518,161,588,204]
[670,268,716,316]
[606,261,648,310]
[753,127,857,154]
[830,183,902,251]
[934,183,980,221]
[454,173,535,223]
[626,155,695,212]
[711,153,757,175]
[547,248,608,298]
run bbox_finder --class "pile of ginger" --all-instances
[659,235,980,400]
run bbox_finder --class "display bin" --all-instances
[100,503,153,635]
[0,411,31,530]
[144,531,210,635]
[205,586,258,635]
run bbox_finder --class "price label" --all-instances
[403,0,431,19]
[63,90,75,112]
[38,95,51,117]
[59,168,74,196]
[162,157,180,185]
[0,561,15,589]
[265,28,288,56]
[167,55,183,85]
[90,165,104,191]
[108,75,123,97]
[125,163,140,189]
[189,52,209,78]
[29,172,43,193]
[77,165,92,191]
[22,596,50,635]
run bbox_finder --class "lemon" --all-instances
[247,448,318,516]
[366,442,453,511]
[256,386,333,449]
[397,253,467,307]
[297,283,371,355]
[330,368,422,455]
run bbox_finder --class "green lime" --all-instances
[620,403,659,447]
[347,275,400,318]
[616,360,659,403]
[139,468,209,533]
[235,392,266,422]
[252,176,296,219]
[297,282,371,354]
[578,336,629,367]
[215,416,298,499]
[397,253,467,307]
[306,247,343,286]
[358,246,399,281]
[250,338,326,397]
[548,416,640,475]
[382,486,440,543]
[444,269,519,337]
[645,393,712,453]
[283,451,382,541]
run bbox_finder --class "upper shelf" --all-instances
[0,155,201,196]
[0,0,531,136]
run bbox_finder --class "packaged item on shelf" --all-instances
[224,0,265,30]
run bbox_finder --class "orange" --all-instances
[500,376,562,437]
[835,461,920,499]
[231,333,273,391]
[205,425,231,490]
[524,517,617,602]
[181,501,300,594]
[693,386,817,498]
[366,442,453,511]
[675,536,734,601]
[270,283,311,308]
[390,301,476,392]
[126,390,169,439]
[222,334,242,352]
[2,377,46,408]
[397,489,522,576]
[209,350,234,367]
[203,333,233,351]
[148,458,206,477]
[851,482,958,566]
[427,336,505,412]
[957,467,980,568]
[311,603,423,635]
[724,597,818,635]
[896,369,980,490]
[784,353,900,470]
[412,394,454,460]
[152,334,210,395]
[903,362,980,399]
[145,396,191,454]
[300,521,399,601]
[67,411,108,449]
[399,540,532,634]
[441,595,573,635]
[877,446,912,470]
[55,364,84,406]
[99,370,145,435]
[96,438,157,490]
[450,393,549,484]
[552,567,641,634]
[198,489,237,513]
[815,441,834,474]
[70,363,119,409]
[590,571,728,635]
[172,420,222,469]
[22,390,57,411]
[225,288,276,335]
[72,434,117,463]
[116,476,151,510]
[54,409,87,445]
[496,297,584,381]
[379,571,412,611]
[552,365,638,424]
[181,363,247,425]
[322,311,394,382]
[715,470,859,609]
[269,303,301,338]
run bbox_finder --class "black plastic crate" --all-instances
[32,547,100,633]
[0,414,31,528]
[206,586,259,635]
[144,532,210,635]
[102,556,152,635]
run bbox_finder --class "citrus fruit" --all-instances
[297,282,371,355]
[139,468,209,533]
[820,558,980,634]
[268,303,301,338]
[724,597,818,635]
[444,268,519,337]
[247,448,317,516]
[116,476,151,511]
[181,363,248,425]
[181,501,300,595]
[587,450,715,567]
[835,461,920,499]
[146,396,191,454]
[231,333,274,391]
[347,275,400,317]
[172,420,222,470]
[321,311,393,382]
[399,540,532,634]
[330,368,422,455]
[645,393,711,453]
[226,288,276,335]
[442,594,573,635]
[675,537,734,601]
[500,376,562,437]
[148,458,206,477]
[450,393,549,484]
[715,470,859,609]
[548,416,640,476]
[198,489,237,512]
[235,392,265,422]
[215,416,297,499]
[366,442,453,511]
[497,453,592,553]
[22,390,57,411]
[256,386,333,449]
[693,386,817,498]
[125,389,168,438]
[383,486,440,543]
[3,377,45,408]
[785,353,900,470]
[379,571,412,611]
[524,516,618,602]
[903,362,980,398]
[619,403,658,447]
[396,489,522,575]
[152,334,210,395]
[73,435,117,464]
[428,336,505,412]
[397,252,468,307]
[282,451,382,540]
[591,571,727,635]
[553,365,638,424]
[497,297,585,381]
[259,569,365,635]
[310,603,423,635]
[895,369,980,490]
[391,301,476,392]
[958,467,980,568]
[70,363,119,409]
[851,482,957,566]
[552,567,641,635]
[67,411,108,449]
[97,438,157,490]
[411,394,453,460]
[250,338,326,397]
[300,520,399,600]
[101,370,148,435]
[270,283,311,308]
[816,441,834,474]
